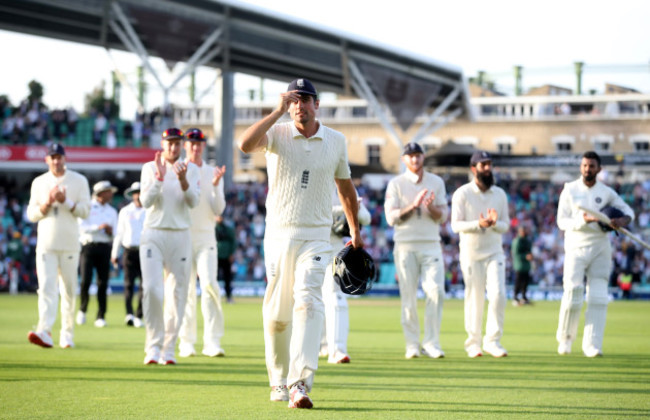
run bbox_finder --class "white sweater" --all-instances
[139,159,200,230]
[451,181,510,261]
[264,121,351,241]
[187,160,226,235]
[557,177,634,250]
[27,169,91,252]
[384,171,448,243]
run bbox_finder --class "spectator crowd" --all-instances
[2,173,650,295]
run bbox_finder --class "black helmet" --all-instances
[599,206,625,232]
[333,244,377,295]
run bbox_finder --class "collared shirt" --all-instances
[139,159,200,230]
[557,177,634,250]
[26,168,91,252]
[111,201,146,260]
[79,198,118,245]
[451,180,510,261]
[384,171,448,243]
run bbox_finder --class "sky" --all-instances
[2,0,649,119]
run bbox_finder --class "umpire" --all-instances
[77,180,118,328]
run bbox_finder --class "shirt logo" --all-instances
[313,256,321,261]
[301,170,310,189]
[147,249,152,258]
[595,197,602,204]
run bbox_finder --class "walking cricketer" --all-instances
[238,78,362,409]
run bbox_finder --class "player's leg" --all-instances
[58,251,80,347]
[123,250,136,320]
[95,243,111,322]
[196,237,225,356]
[582,242,612,356]
[421,244,445,358]
[483,253,507,357]
[461,258,486,356]
[263,237,294,396]
[78,245,93,317]
[394,244,422,358]
[160,229,192,363]
[322,251,350,363]
[287,239,330,393]
[556,247,588,354]
[140,229,165,362]
[178,238,199,356]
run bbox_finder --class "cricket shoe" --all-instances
[143,347,160,365]
[159,357,177,365]
[405,348,421,359]
[270,385,289,402]
[59,333,75,349]
[178,342,196,358]
[483,342,508,358]
[125,314,135,326]
[76,311,86,325]
[422,346,445,359]
[202,346,225,357]
[133,317,143,328]
[288,381,313,409]
[94,318,107,328]
[583,346,603,358]
[557,341,572,355]
[328,351,350,364]
[466,345,483,358]
[28,331,53,348]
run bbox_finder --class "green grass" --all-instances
[1,294,649,419]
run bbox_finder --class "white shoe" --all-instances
[558,341,572,355]
[159,356,177,365]
[125,314,134,326]
[422,346,445,359]
[483,342,508,358]
[28,331,53,348]
[288,381,313,409]
[94,318,107,328]
[327,351,350,364]
[76,311,86,325]
[583,346,603,358]
[319,346,328,358]
[270,385,289,402]
[405,348,421,359]
[133,317,143,328]
[60,337,75,349]
[467,345,483,358]
[144,347,160,365]
[178,342,196,358]
[202,346,225,357]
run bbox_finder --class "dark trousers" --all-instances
[514,270,531,301]
[79,242,111,319]
[218,257,233,299]
[123,248,143,318]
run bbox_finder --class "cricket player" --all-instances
[178,128,227,358]
[139,128,200,365]
[451,150,510,358]
[111,181,146,328]
[556,151,633,357]
[238,78,362,409]
[320,193,371,364]
[26,143,90,349]
[385,142,449,359]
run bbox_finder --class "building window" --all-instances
[421,136,441,154]
[493,136,516,155]
[497,143,512,154]
[551,135,575,154]
[367,145,381,165]
[634,141,649,152]
[239,150,253,169]
[593,142,610,152]
[556,142,572,153]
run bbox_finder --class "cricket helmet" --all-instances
[333,244,377,295]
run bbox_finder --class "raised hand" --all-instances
[422,191,436,207]
[479,208,497,228]
[414,189,429,207]
[172,160,187,182]
[212,165,226,186]
[54,185,66,203]
[154,151,166,180]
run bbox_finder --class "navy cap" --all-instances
[287,78,318,97]
[185,128,206,142]
[402,142,424,156]
[47,143,65,156]
[470,150,492,166]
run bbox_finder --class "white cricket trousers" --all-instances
[321,252,349,359]
[393,242,445,353]
[140,228,192,360]
[557,241,611,353]
[263,237,331,392]
[35,250,79,344]
[179,231,225,351]
[460,253,506,351]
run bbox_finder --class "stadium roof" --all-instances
[0,0,473,134]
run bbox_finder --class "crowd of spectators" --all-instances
[2,173,650,295]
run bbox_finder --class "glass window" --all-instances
[367,145,381,165]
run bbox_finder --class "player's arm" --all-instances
[450,189,483,233]
[239,91,298,153]
[336,178,363,248]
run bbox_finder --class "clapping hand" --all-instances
[212,165,226,186]
[479,208,498,228]
[154,151,166,180]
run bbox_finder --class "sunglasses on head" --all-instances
[162,128,184,141]
[185,128,205,141]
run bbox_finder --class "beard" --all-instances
[477,170,494,189]
[583,172,597,183]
